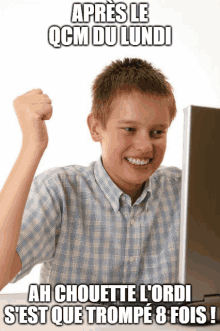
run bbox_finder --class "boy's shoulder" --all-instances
[34,161,97,186]
[150,165,182,197]
[152,165,182,181]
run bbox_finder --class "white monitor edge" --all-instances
[179,105,192,284]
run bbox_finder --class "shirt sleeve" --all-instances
[10,171,62,283]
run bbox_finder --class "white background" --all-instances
[0,0,220,294]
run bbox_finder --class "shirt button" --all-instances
[130,218,135,226]
[130,256,135,263]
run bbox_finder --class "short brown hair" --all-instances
[91,58,176,128]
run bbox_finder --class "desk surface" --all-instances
[0,293,219,331]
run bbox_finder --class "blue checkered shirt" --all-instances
[11,157,181,286]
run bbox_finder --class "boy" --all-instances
[0,58,181,291]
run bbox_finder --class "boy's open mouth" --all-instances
[126,157,153,166]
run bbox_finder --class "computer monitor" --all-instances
[179,105,220,305]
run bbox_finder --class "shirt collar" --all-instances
[94,156,152,212]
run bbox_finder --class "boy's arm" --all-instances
[0,89,52,291]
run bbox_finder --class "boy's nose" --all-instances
[134,133,153,153]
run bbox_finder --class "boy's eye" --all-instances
[124,127,135,132]
[151,130,164,137]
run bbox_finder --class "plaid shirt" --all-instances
[11,157,181,287]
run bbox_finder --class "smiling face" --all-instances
[88,91,170,198]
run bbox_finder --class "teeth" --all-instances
[127,157,150,165]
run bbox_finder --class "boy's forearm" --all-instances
[0,143,45,286]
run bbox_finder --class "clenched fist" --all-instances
[13,89,52,150]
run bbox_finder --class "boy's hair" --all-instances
[91,58,176,128]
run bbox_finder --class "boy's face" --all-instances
[91,91,170,196]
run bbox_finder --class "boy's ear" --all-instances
[87,113,103,142]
